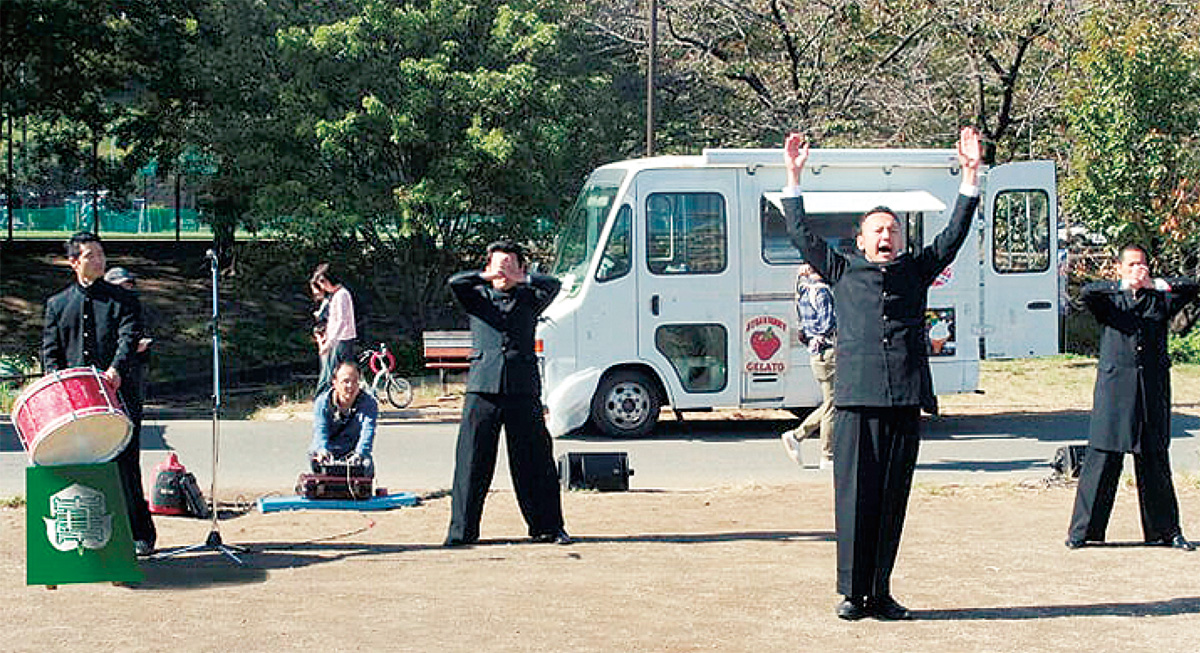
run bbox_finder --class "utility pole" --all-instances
[646,0,657,157]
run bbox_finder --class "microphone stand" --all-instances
[156,248,246,564]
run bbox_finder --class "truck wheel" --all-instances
[591,370,661,438]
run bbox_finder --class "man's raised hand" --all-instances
[784,132,810,188]
[957,126,983,186]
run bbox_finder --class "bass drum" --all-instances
[11,367,132,466]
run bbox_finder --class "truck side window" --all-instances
[654,324,727,393]
[758,197,860,264]
[646,192,727,274]
[993,190,1051,273]
[596,205,632,282]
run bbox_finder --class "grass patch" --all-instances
[941,356,1200,413]
[0,496,26,509]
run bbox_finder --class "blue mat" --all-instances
[258,492,420,513]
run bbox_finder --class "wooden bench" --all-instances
[422,330,472,393]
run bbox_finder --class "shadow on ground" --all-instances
[915,596,1200,620]
[924,410,1200,443]
[0,422,168,454]
[558,409,1200,445]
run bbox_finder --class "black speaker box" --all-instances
[1050,445,1087,478]
[558,452,633,492]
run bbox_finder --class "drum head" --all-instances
[29,413,132,466]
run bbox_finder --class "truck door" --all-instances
[981,160,1060,358]
[633,169,742,410]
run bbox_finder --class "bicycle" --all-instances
[358,343,414,409]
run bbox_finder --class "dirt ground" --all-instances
[4,478,1200,653]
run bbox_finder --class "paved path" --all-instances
[3,409,1199,498]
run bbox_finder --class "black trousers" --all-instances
[833,406,921,599]
[1068,443,1181,543]
[116,399,156,545]
[447,392,564,543]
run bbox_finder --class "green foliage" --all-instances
[1169,330,1200,365]
[1061,2,1200,274]
[259,0,633,248]
[0,354,38,413]
[171,0,643,336]
[3,1,204,205]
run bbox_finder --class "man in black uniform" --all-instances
[42,232,156,556]
[784,128,982,620]
[444,240,569,547]
[1067,244,1197,551]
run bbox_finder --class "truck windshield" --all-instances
[551,168,626,296]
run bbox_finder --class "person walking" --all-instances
[311,263,356,397]
[781,263,836,469]
[444,240,569,547]
[783,127,982,620]
[1066,244,1198,552]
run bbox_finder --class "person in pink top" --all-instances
[311,263,357,396]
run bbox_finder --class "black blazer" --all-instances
[449,271,561,396]
[1082,278,1198,452]
[785,191,979,412]
[42,280,142,379]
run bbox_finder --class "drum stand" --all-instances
[156,249,246,565]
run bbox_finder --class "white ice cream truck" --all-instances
[538,147,1058,437]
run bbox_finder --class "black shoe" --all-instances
[531,530,572,545]
[1064,538,1088,550]
[443,536,476,548]
[1171,534,1196,551]
[836,596,870,621]
[1152,534,1197,551]
[134,540,155,557]
[867,595,911,621]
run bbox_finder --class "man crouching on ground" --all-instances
[310,362,377,476]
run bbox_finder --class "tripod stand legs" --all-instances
[154,529,248,565]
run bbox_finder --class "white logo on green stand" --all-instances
[44,483,114,553]
[26,463,141,586]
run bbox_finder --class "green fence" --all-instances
[4,205,211,238]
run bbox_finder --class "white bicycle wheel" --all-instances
[382,374,414,409]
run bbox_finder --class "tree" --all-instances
[577,0,1073,158]
[1061,1,1200,274]
[2,0,204,231]
[183,0,641,341]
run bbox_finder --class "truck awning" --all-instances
[764,190,947,215]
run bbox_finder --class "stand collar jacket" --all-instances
[785,192,979,412]
[42,279,142,381]
[1083,278,1199,452]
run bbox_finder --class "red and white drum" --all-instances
[11,367,132,466]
